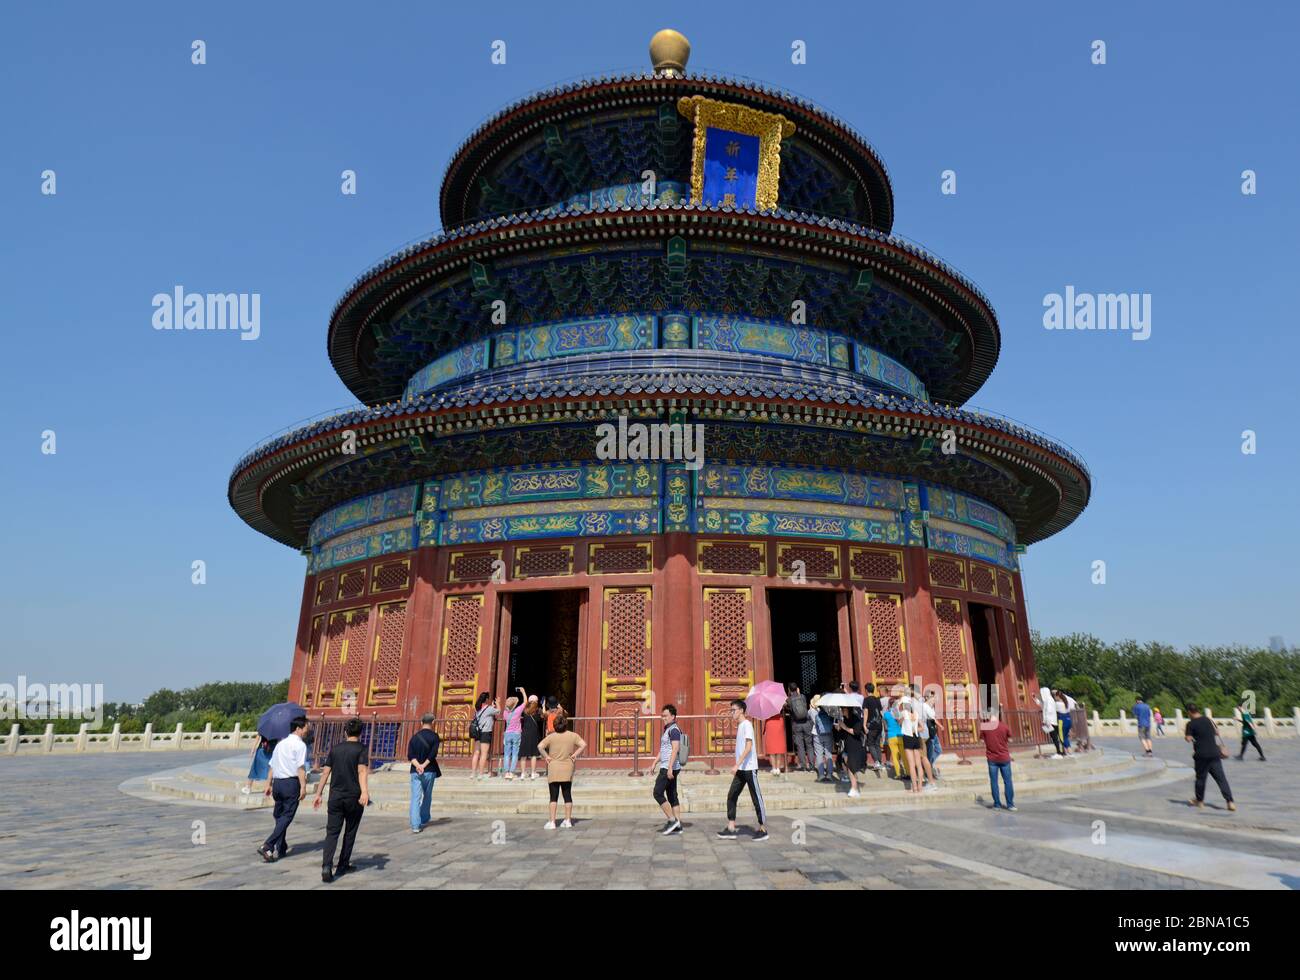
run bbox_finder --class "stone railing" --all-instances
[3,722,260,756]
[1087,706,1300,738]
[5,706,1298,757]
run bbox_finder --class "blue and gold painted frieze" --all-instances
[491,313,653,368]
[402,340,490,399]
[309,516,417,573]
[440,498,659,544]
[695,316,828,366]
[853,344,929,402]
[922,486,1017,544]
[925,525,1018,571]
[698,464,905,511]
[308,483,420,548]
[438,462,656,509]
[700,502,905,543]
[559,180,688,214]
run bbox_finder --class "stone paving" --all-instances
[0,735,1296,890]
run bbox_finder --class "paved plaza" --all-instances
[2,736,1298,890]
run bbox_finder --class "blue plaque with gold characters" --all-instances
[678,95,795,212]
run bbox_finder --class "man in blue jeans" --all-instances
[979,708,1016,811]
[407,713,441,833]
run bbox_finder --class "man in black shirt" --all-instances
[314,717,371,882]
[1184,706,1235,810]
[408,712,442,833]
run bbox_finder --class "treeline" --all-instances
[1032,632,1300,718]
[16,680,288,735]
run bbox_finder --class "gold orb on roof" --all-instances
[649,29,690,77]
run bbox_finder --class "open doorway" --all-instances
[967,602,1002,709]
[504,590,583,713]
[767,589,843,696]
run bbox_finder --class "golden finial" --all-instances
[649,29,690,77]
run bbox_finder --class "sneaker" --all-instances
[531,773,540,780]
[505,773,514,780]
[991,804,1002,810]
[544,821,557,829]
[923,784,938,794]
[667,820,683,835]
[847,788,860,798]
[1007,805,1018,812]
[411,827,423,834]
[1227,801,1237,811]
[1188,799,1203,808]
[321,869,333,883]
[751,829,769,842]
[716,827,739,840]
[560,819,573,829]
[661,819,681,835]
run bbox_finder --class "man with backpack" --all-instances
[652,704,687,835]
[787,682,814,773]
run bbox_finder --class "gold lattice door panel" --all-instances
[366,600,407,706]
[599,586,652,754]
[301,614,325,707]
[702,587,755,752]
[1006,609,1026,705]
[315,607,370,708]
[863,592,908,689]
[933,596,976,747]
[436,594,484,742]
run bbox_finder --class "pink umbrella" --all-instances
[745,680,788,720]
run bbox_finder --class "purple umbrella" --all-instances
[744,681,788,720]
[257,702,307,741]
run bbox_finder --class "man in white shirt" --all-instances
[717,699,767,841]
[259,716,310,862]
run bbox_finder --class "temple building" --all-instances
[228,30,1090,758]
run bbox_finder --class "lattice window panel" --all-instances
[441,595,484,682]
[969,562,996,597]
[864,592,907,681]
[997,571,1015,602]
[314,576,335,606]
[928,556,966,591]
[698,540,766,575]
[603,588,650,677]
[514,545,573,578]
[447,550,502,583]
[316,611,350,707]
[370,558,411,594]
[777,543,840,580]
[337,567,367,600]
[367,600,406,705]
[301,615,325,707]
[588,541,652,574]
[338,608,372,701]
[1007,609,1023,667]
[704,588,753,679]
[933,598,969,683]
[849,546,904,583]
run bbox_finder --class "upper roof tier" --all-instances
[438,71,894,232]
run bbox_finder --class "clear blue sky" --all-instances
[2,1,1297,702]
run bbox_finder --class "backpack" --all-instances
[789,693,809,722]
[667,724,690,768]
[468,707,486,740]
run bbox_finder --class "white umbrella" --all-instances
[816,693,864,708]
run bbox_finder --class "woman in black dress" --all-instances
[519,694,543,780]
[835,706,868,798]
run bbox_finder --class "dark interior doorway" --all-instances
[505,590,583,712]
[968,602,1001,707]
[768,589,842,696]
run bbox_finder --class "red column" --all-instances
[661,532,695,713]
[399,546,440,717]
[287,568,315,703]
[900,546,941,695]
